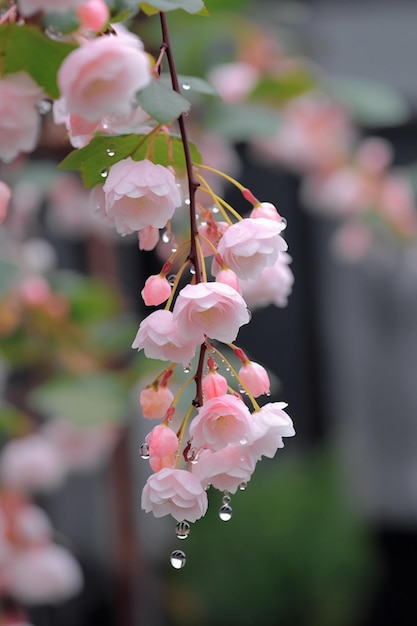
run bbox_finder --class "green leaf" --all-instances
[0,403,28,439]
[206,102,281,141]
[50,271,119,322]
[136,79,191,123]
[325,76,409,127]
[59,132,202,187]
[248,70,315,105]
[139,0,205,14]
[160,73,217,97]
[28,373,129,426]
[0,24,77,98]
[42,9,80,34]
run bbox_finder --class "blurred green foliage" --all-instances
[165,451,377,626]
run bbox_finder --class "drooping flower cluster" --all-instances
[0,0,295,575]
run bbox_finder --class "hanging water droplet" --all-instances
[222,492,231,505]
[280,216,288,230]
[106,147,116,157]
[102,122,110,130]
[37,99,52,115]
[225,366,230,372]
[247,309,252,321]
[182,82,191,91]
[186,447,199,464]
[219,504,233,522]
[205,482,211,491]
[266,392,271,397]
[239,481,248,491]
[212,206,219,214]
[238,387,246,394]
[162,230,172,243]
[239,437,248,445]
[175,521,191,540]
[170,550,186,569]
[139,443,150,459]
[167,274,176,287]
[184,198,191,205]
[189,266,196,276]
[100,168,109,178]
[171,242,178,253]
[183,366,190,374]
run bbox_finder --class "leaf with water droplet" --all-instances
[136,79,191,124]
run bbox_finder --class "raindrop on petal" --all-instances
[182,82,191,91]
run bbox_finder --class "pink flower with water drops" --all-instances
[192,445,255,493]
[173,281,250,344]
[141,468,208,522]
[189,394,253,451]
[57,34,151,122]
[141,274,172,307]
[132,309,197,365]
[140,384,174,419]
[213,217,287,280]
[102,158,182,235]
[238,361,270,397]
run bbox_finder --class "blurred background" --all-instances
[2,0,417,624]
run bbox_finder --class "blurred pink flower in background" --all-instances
[0,72,44,162]
[208,62,259,103]
[0,182,11,223]
[240,252,294,310]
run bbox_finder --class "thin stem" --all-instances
[193,343,207,408]
[159,12,202,282]
[209,344,260,411]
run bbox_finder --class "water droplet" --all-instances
[225,367,230,372]
[222,492,231,505]
[205,483,211,491]
[219,504,233,522]
[239,437,248,445]
[189,266,196,275]
[175,521,191,540]
[238,388,246,394]
[106,147,116,157]
[184,198,191,205]
[183,366,190,374]
[171,242,178,253]
[167,274,176,287]
[182,82,191,91]
[100,168,109,178]
[186,447,199,464]
[212,206,219,214]
[37,99,51,115]
[280,216,288,230]
[247,308,252,321]
[162,230,172,243]
[170,550,186,569]
[139,443,149,459]
[239,481,248,491]
[266,392,271,397]
[102,122,110,130]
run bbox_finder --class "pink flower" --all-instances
[250,201,282,222]
[14,504,52,547]
[146,424,178,458]
[18,0,86,16]
[57,34,151,122]
[141,468,208,522]
[249,402,295,460]
[173,282,250,344]
[0,182,11,223]
[189,394,253,451]
[198,220,228,256]
[132,309,197,365]
[202,371,228,400]
[0,435,67,494]
[208,62,259,103]
[76,0,109,31]
[140,384,174,419]
[192,445,255,493]
[138,226,159,251]
[240,252,294,310]
[0,72,44,162]
[215,268,241,293]
[141,274,172,306]
[6,544,83,605]
[102,158,182,235]
[214,218,287,280]
[238,361,270,397]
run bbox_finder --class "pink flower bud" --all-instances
[250,202,281,222]
[238,361,270,397]
[141,274,172,306]
[76,0,109,31]
[140,384,174,419]
[146,424,178,458]
[215,268,241,293]
[202,371,228,399]
[138,226,159,251]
